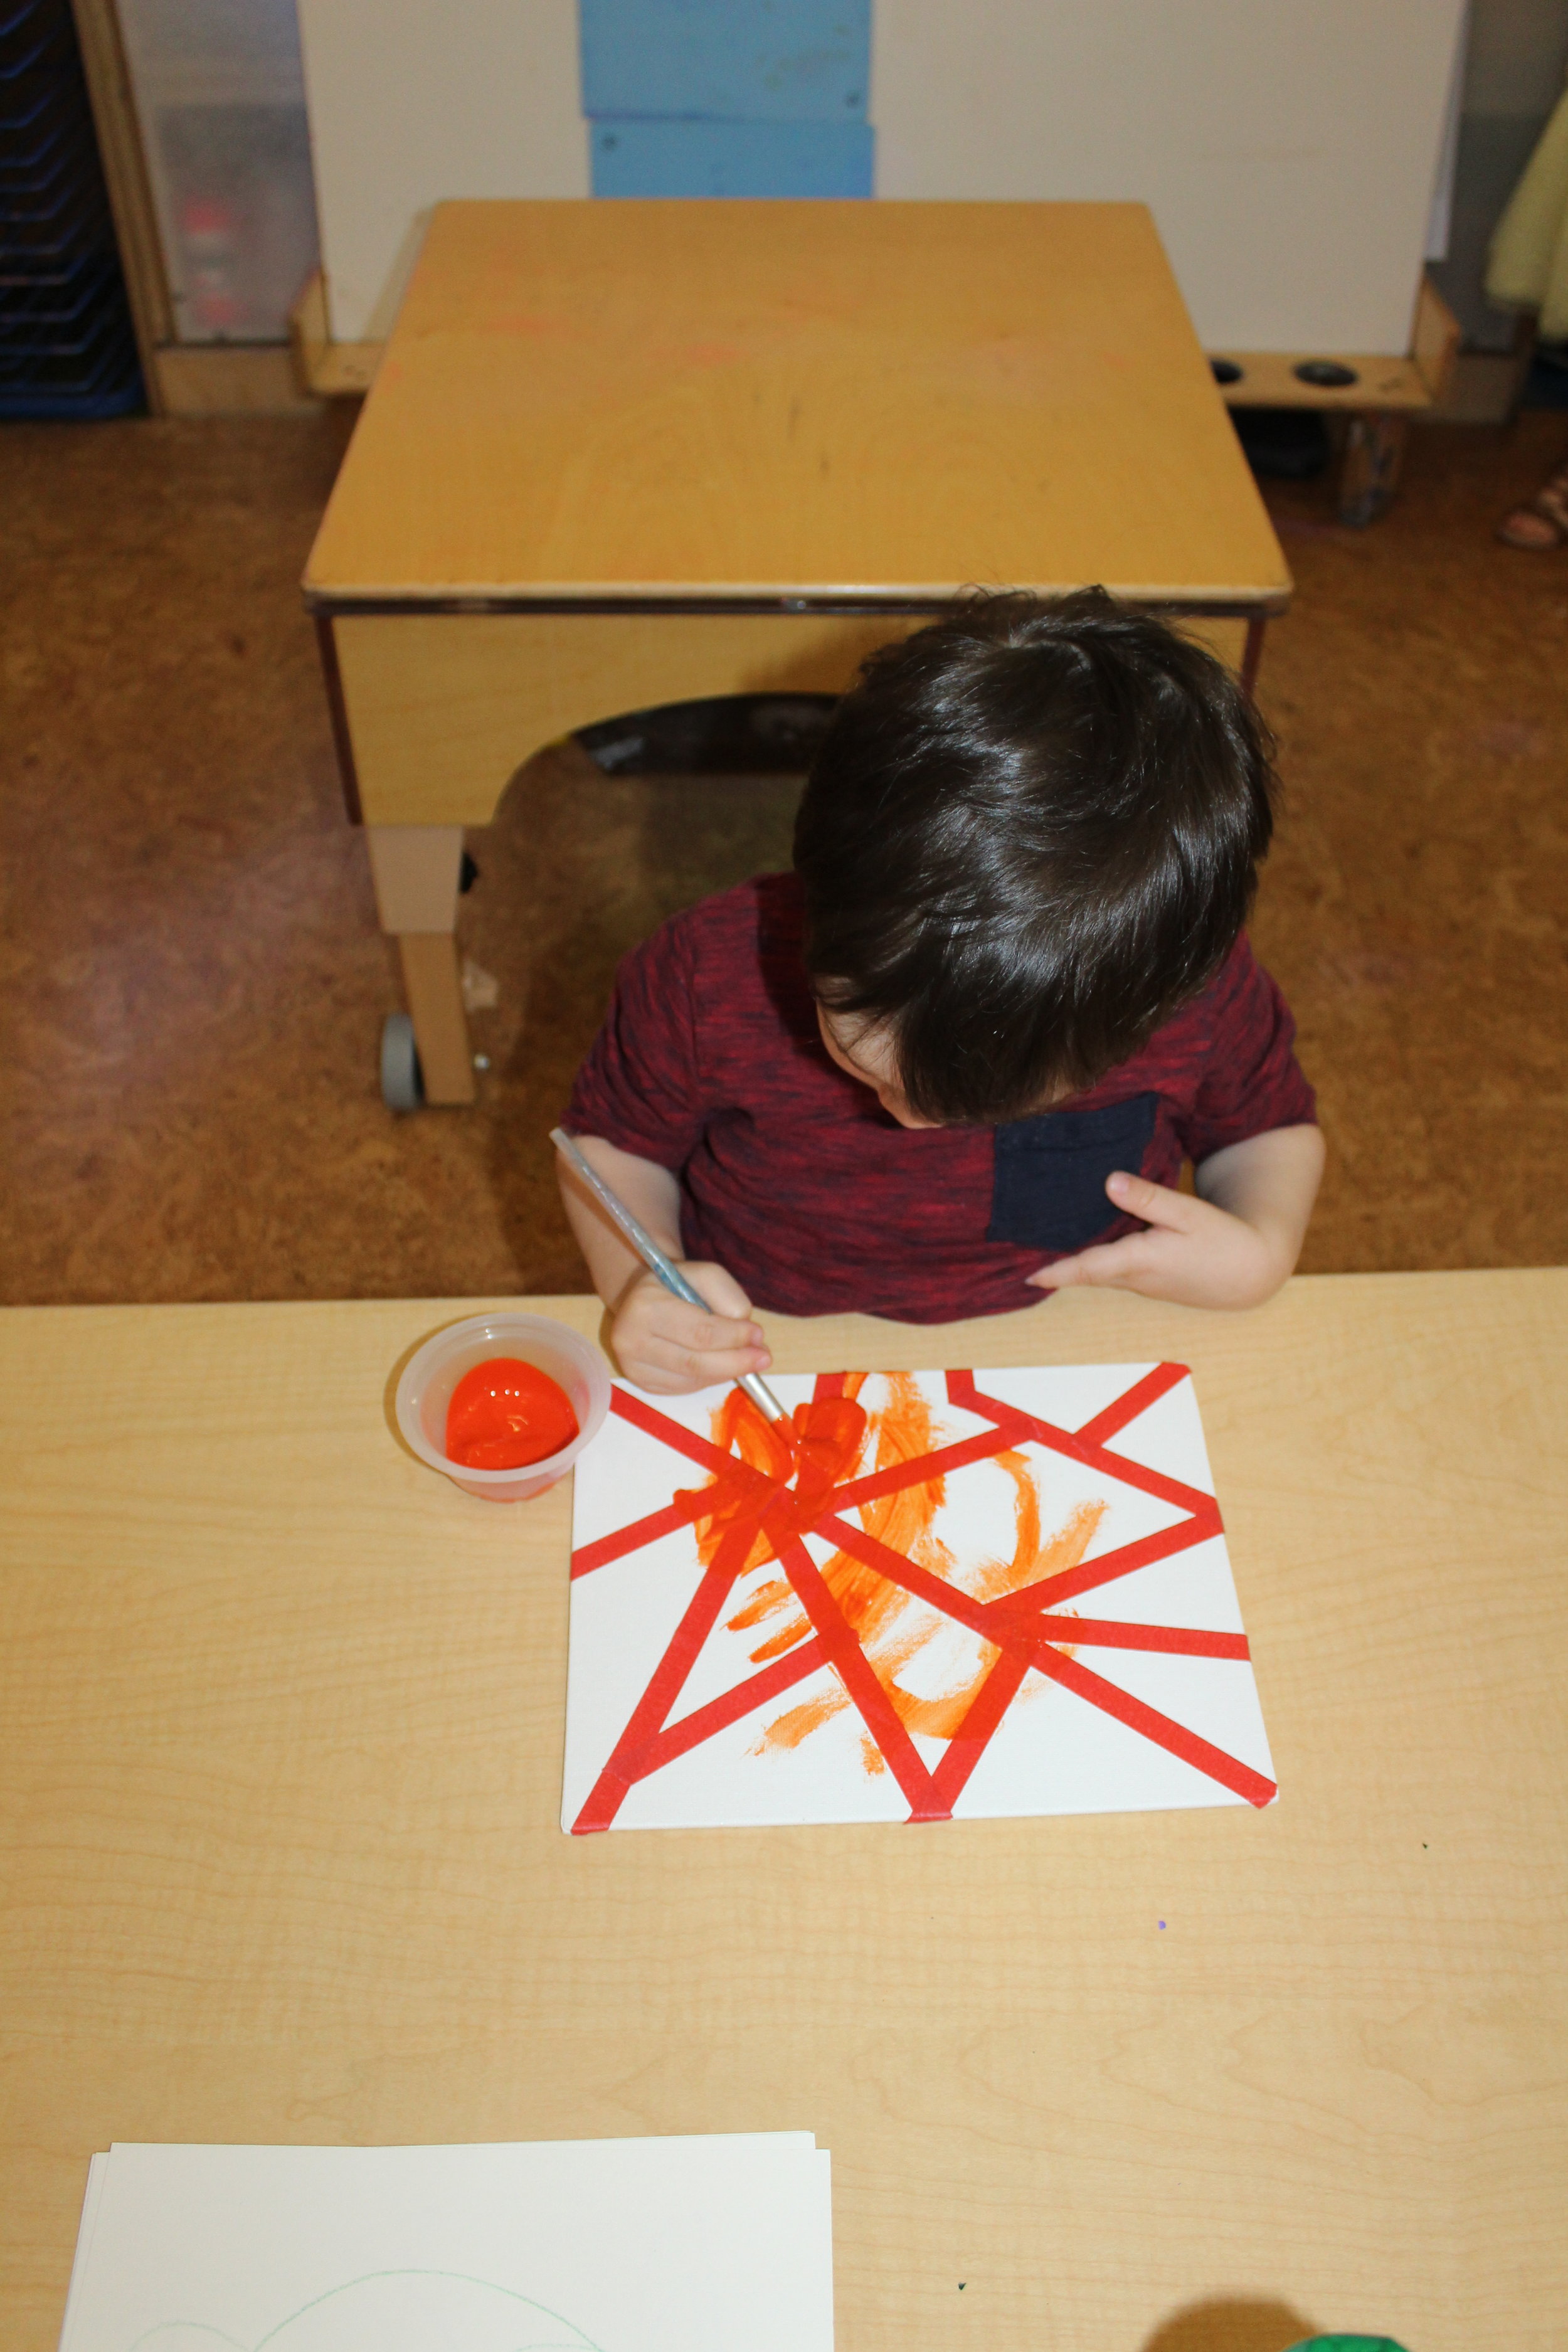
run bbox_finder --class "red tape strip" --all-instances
[572,1510,762,1833]
[831,1416,1035,1512]
[635,1636,830,1776]
[773,1530,948,1821]
[947,1369,1221,1523]
[610,1385,774,1486]
[1074,1361,1190,1446]
[572,1496,698,1578]
[1020,1512,1224,1610]
[820,1513,1244,1661]
[928,1650,1033,1813]
[990,1608,1250,1661]
[1029,1643,1278,1808]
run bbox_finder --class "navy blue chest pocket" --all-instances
[987,1093,1160,1253]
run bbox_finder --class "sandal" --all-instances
[1497,462,1568,548]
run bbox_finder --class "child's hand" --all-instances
[610,1263,774,1396]
[1025,1168,1296,1310]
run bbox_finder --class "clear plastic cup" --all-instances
[394,1312,612,1502]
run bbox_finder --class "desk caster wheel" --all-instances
[380,1013,425,1111]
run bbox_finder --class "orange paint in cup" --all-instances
[445,1357,580,1471]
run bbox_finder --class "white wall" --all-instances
[300,0,1465,352]
[297,0,588,341]
[871,0,1468,351]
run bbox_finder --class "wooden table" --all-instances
[4,1271,1563,2350]
[302,199,1291,1103]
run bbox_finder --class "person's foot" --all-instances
[1498,462,1568,547]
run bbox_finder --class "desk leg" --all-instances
[1242,616,1267,696]
[365,825,476,1106]
[1338,411,1407,527]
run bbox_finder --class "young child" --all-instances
[558,590,1323,1396]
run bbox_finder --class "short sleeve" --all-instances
[1178,936,1317,1164]
[563,911,707,1171]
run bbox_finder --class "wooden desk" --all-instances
[3,1272,1562,2350]
[302,199,1290,1103]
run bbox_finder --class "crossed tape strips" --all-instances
[569,1364,1277,1831]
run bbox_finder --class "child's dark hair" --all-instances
[792,588,1279,1124]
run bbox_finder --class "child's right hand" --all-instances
[610,1263,773,1396]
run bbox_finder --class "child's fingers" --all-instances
[638,1339,775,1392]
[647,1301,767,1358]
[1028,1176,1196,1291]
[680,1260,756,1322]
[628,1304,773,1391]
[614,1282,771,1392]
[1104,1169,1195,1231]
[620,1268,763,1351]
[1027,1233,1151,1291]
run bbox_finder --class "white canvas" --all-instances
[58,2134,832,2352]
[565,1364,1276,1832]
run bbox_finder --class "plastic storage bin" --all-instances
[115,0,318,344]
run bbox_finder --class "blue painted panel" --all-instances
[580,0,869,124]
[590,117,872,196]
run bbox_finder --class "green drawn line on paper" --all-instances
[126,2269,607,2352]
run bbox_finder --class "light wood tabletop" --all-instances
[303,200,1291,1105]
[304,199,1290,611]
[3,1272,1563,2349]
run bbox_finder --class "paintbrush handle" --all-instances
[550,1128,788,1424]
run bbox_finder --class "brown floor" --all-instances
[2,408,1565,1305]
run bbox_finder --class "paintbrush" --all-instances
[550,1128,788,1426]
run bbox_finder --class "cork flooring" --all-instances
[3,408,1565,1305]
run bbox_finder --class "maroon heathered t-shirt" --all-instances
[565,873,1316,1325]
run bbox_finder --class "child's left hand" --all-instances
[1025,1127,1325,1311]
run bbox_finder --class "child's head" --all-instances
[793,589,1278,1126]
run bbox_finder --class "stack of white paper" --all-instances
[58,2132,833,2352]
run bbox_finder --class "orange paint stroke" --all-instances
[687,1376,1107,1767]
[678,1389,869,1580]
